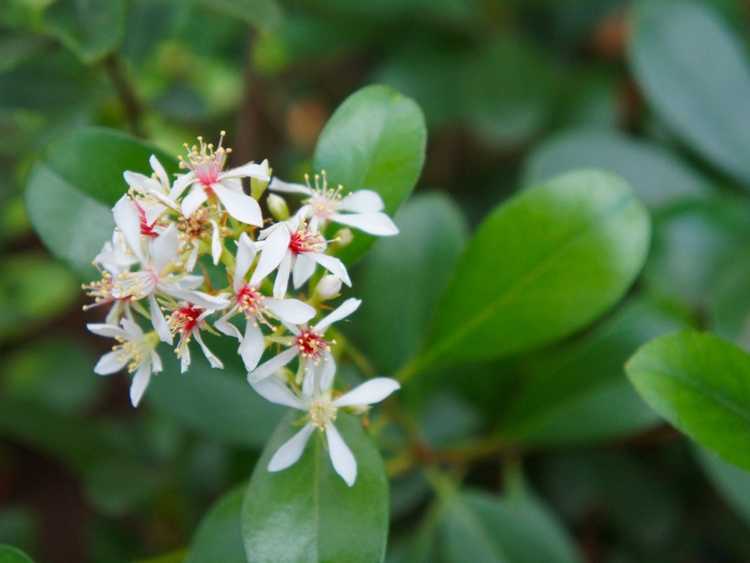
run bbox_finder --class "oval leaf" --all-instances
[628,1,750,183]
[242,412,388,563]
[186,486,247,563]
[0,545,34,563]
[313,84,427,264]
[626,330,750,471]
[414,169,650,372]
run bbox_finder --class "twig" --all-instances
[103,53,145,137]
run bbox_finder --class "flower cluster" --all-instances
[84,132,400,485]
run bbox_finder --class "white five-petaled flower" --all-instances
[269,171,399,236]
[251,370,400,486]
[123,155,180,213]
[88,318,162,407]
[168,301,225,373]
[253,214,351,298]
[171,132,268,226]
[215,233,316,371]
[248,297,361,384]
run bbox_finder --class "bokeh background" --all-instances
[3,0,750,562]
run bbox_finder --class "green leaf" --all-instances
[501,298,686,446]
[242,412,389,563]
[710,257,750,348]
[313,84,427,265]
[412,169,650,373]
[437,488,582,563]
[626,330,750,471]
[696,446,750,527]
[0,545,34,563]
[25,127,178,278]
[197,0,281,30]
[42,0,126,63]
[349,192,467,373]
[628,1,750,183]
[148,347,283,449]
[186,486,247,563]
[523,129,714,209]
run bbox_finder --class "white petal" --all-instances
[149,294,173,344]
[113,196,144,262]
[239,322,265,371]
[310,253,351,287]
[176,275,204,290]
[87,323,127,339]
[250,374,305,409]
[213,182,263,226]
[313,297,361,332]
[124,171,162,196]
[193,330,223,369]
[211,220,222,265]
[292,253,316,289]
[234,232,256,291]
[319,351,336,392]
[338,190,384,212]
[250,227,290,286]
[129,363,152,407]
[248,346,299,383]
[186,244,199,272]
[264,298,315,324]
[150,223,180,273]
[180,338,191,373]
[273,252,293,299]
[151,350,163,373]
[330,211,399,236]
[221,161,271,181]
[120,317,144,339]
[149,155,170,190]
[164,287,230,310]
[326,423,356,486]
[170,171,195,200]
[268,424,315,472]
[181,185,208,217]
[215,309,242,340]
[301,351,335,398]
[334,377,400,408]
[95,350,128,375]
[269,178,313,195]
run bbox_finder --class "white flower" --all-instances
[110,195,229,344]
[252,214,351,298]
[88,318,163,407]
[214,233,316,371]
[251,371,400,486]
[269,171,398,236]
[171,132,268,226]
[123,155,180,212]
[248,298,361,383]
[168,302,224,373]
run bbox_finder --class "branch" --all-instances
[103,54,145,137]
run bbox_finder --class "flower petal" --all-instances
[112,196,145,262]
[250,227,290,286]
[95,350,128,375]
[268,178,313,195]
[193,330,224,369]
[326,423,357,486]
[181,185,208,217]
[264,298,316,324]
[211,220,222,265]
[87,323,127,339]
[330,211,399,236]
[149,294,173,344]
[310,253,351,287]
[149,155,170,189]
[213,182,263,226]
[250,374,305,409]
[338,190,384,212]
[268,423,315,472]
[333,377,400,407]
[221,161,271,181]
[273,252,293,299]
[150,223,180,273]
[301,351,335,398]
[234,232,256,291]
[248,346,299,383]
[313,297,361,333]
[129,362,152,407]
[170,171,195,200]
[239,322,265,371]
[124,171,162,197]
[292,253,316,289]
[215,309,242,340]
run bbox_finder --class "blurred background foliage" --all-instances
[2,0,750,562]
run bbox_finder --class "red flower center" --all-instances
[171,305,203,335]
[237,285,263,316]
[289,229,325,255]
[135,202,159,238]
[296,329,328,360]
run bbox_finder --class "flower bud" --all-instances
[334,228,353,247]
[315,275,342,300]
[266,193,289,221]
[251,159,271,200]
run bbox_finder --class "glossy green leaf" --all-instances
[186,486,246,563]
[501,298,686,446]
[42,0,126,63]
[25,127,177,278]
[313,84,427,264]
[197,0,281,30]
[628,1,750,183]
[0,545,34,563]
[242,412,388,563]
[523,129,713,209]
[710,257,750,349]
[413,169,650,372]
[696,447,750,527]
[626,330,750,471]
[350,192,467,373]
[437,488,581,563]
